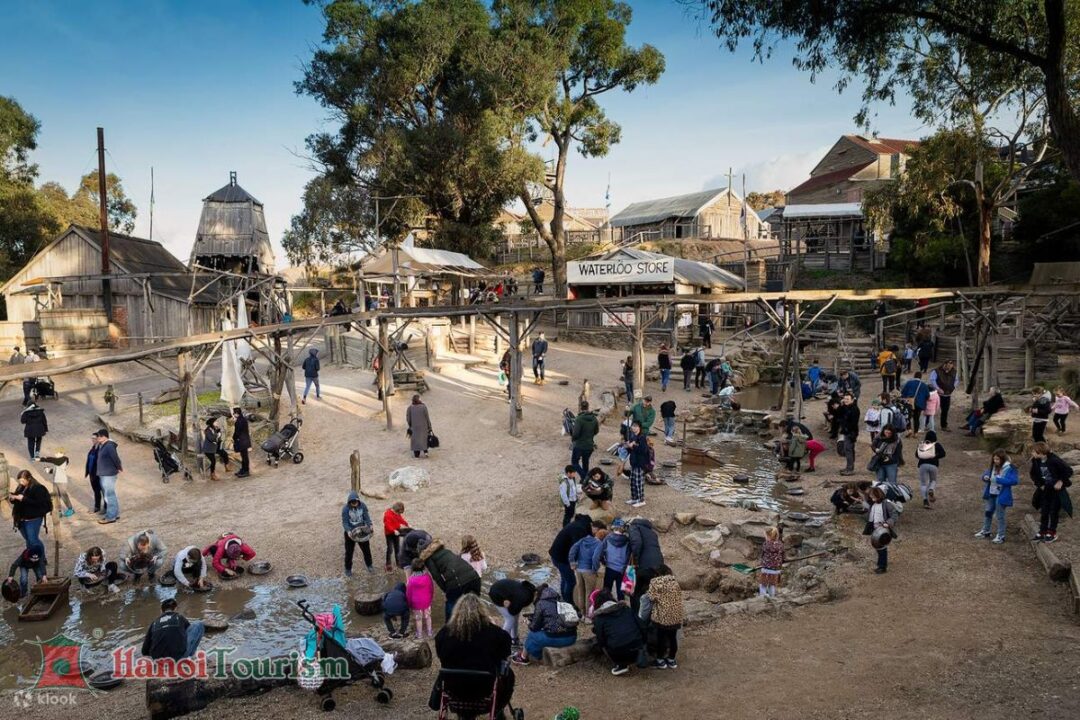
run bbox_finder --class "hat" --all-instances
[92,428,109,438]
[224,539,242,559]
[644,395,653,402]
[611,518,626,530]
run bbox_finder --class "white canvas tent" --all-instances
[362,234,486,277]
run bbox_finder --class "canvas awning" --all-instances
[362,235,486,277]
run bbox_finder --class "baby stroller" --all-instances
[435,665,524,720]
[296,600,392,711]
[262,416,304,467]
[152,437,193,483]
[30,378,58,401]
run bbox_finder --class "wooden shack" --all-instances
[609,188,768,243]
[0,225,218,349]
[190,172,276,275]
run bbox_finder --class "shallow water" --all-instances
[0,561,554,689]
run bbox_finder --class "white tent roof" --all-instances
[362,234,485,276]
[783,203,863,219]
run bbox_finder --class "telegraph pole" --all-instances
[97,127,112,322]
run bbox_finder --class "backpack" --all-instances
[788,434,808,459]
[888,405,907,432]
[556,601,580,628]
[883,356,897,374]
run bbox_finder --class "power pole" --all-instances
[96,127,113,322]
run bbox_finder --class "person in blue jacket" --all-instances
[900,372,931,436]
[301,348,321,404]
[975,449,1019,544]
[342,491,374,576]
[600,520,631,600]
[568,526,604,613]
[382,582,410,638]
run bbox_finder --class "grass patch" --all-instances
[147,389,228,418]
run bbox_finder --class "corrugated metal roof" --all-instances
[845,135,920,155]
[783,203,863,219]
[605,248,744,290]
[402,245,484,270]
[362,235,486,275]
[787,162,873,196]
[204,180,262,205]
[609,188,731,227]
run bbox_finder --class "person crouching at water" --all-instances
[74,546,121,593]
[174,546,210,590]
[202,532,255,579]
[142,598,204,661]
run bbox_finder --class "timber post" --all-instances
[378,318,393,430]
[632,308,645,401]
[509,312,522,435]
[349,450,361,495]
[138,392,144,426]
[792,301,803,422]
[269,333,286,426]
[1024,342,1035,389]
[177,352,191,456]
[468,315,476,355]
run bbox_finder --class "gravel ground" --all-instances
[1,339,1079,720]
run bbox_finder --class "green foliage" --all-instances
[71,171,137,234]
[1012,162,1080,262]
[0,96,40,184]
[0,97,55,278]
[282,175,372,272]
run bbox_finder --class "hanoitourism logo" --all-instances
[28,634,90,691]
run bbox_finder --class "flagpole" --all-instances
[742,174,749,285]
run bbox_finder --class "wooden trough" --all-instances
[681,446,724,467]
[18,577,71,622]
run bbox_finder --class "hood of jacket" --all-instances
[605,532,629,549]
[593,600,621,617]
[419,539,444,563]
[308,348,319,356]
[347,490,359,503]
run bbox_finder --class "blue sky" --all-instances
[1,1,926,266]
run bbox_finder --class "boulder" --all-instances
[709,548,751,567]
[587,505,618,526]
[683,598,720,626]
[674,512,697,526]
[701,569,726,593]
[542,638,597,668]
[734,520,770,542]
[784,533,805,549]
[716,574,758,603]
[1059,449,1080,466]
[353,592,383,616]
[380,637,433,669]
[680,529,725,555]
[202,615,229,633]
[652,514,676,533]
[229,609,257,622]
[678,574,703,591]
[793,565,822,592]
[695,515,721,528]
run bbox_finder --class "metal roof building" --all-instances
[190,172,276,274]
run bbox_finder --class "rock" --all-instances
[784,533,805,549]
[353,592,384,616]
[701,568,726,593]
[734,521,770,542]
[678,574,703,591]
[683,598,720,626]
[738,499,760,511]
[674,512,697,526]
[681,529,725,555]
[587,505,618,526]
[388,466,429,491]
[229,609,257,622]
[716,574,759,603]
[1059,449,1080,466]
[695,515,720,528]
[202,615,229,632]
[542,638,596,668]
[793,565,821,591]
[709,548,751,567]
[380,637,433,669]
[722,536,754,558]
[652,514,675,533]
[787,487,805,496]
[361,487,390,500]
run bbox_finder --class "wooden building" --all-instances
[190,172,276,274]
[494,199,609,263]
[0,225,218,350]
[609,187,768,243]
[786,135,920,205]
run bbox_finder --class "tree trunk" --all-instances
[147,672,294,720]
[1043,0,1080,183]
[977,199,993,287]
[548,135,570,298]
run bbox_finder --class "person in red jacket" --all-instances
[383,502,410,572]
[202,532,255,578]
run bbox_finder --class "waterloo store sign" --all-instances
[566,257,674,285]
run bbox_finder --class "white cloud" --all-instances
[703,145,831,194]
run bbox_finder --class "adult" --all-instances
[570,401,599,481]
[142,598,204,661]
[626,518,664,610]
[85,436,105,515]
[10,470,51,551]
[301,347,321,404]
[488,578,536,647]
[513,584,577,664]
[93,428,123,524]
[6,545,46,599]
[679,348,695,392]
[406,394,433,458]
[202,532,256,579]
[9,345,24,365]
[36,450,74,518]
[1030,442,1074,543]
[621,356,634,401]
[173,546,210,591]
[900,372,930,437]
[202,417,227,482]
[624,420,649,508]
[121,529,168,582]
[1030,387,1053,443]
[631,396,656,438]
[660,398,677,443]
[869,426,904,486]
[929,359,958,431]
[693,346,706,389]
[19,401,47,459]
[838,369,862,401]
[548,514,594,603]
[591,590,645,676]
[975,449,1018,544]
[341,491,374,576]
[73,546,121,592]
[964,387,1005,436]
[531,332,548,385]
[837,393,861,476]
[433,594,516,714]
[698,314,714,348]
[232,407,251,478]
[877,347,899,394]
[657,344,672,392]
[419,539,482,620]
[705,357,723,395]
[807,359,822,394]
[399,528,432,570]
[916,337,934,373]
[532,267,544,295]
[20,347,38,405]
[915,431,946,509]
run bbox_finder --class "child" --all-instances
[644,571,684,669]
[568,528,604,616]
[382,582,410,638]
[976,449,1018,544]
[383,502,409,572]
[1030,387,1052,442]
[830,482,861,514]
[660,399,677,444]
[916,431,947,508]
[559,466,580,527]
[758,527,784,598]
[460,534,488,575]
[1052,387,1079,434]
[600,519,630,600]
[864,399,881,443]
[36,450,74,517]
[406,558,434,639]
[922,388,940,432]
[902,343,915,372]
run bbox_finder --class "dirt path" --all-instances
[1,340,1078,719]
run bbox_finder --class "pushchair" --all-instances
[435,665,524,720]
[261,416,304,467]
[296,600,392,711]
[30,377,58,401]
[152,437,193,483]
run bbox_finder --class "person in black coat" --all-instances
[489,579,535,646]
[20,402,47,459]
[399,528,432,569]
[431,594,515,713]
[591,590,645,675]
[231,407,251,478]
[1030,442,1074,542]
[548,515,594,603]
[837,393,861,475]
[85,441,105,515]
[626,518,664,610]
[10,470,51,552]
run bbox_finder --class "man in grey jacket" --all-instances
[93,429,123,524]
